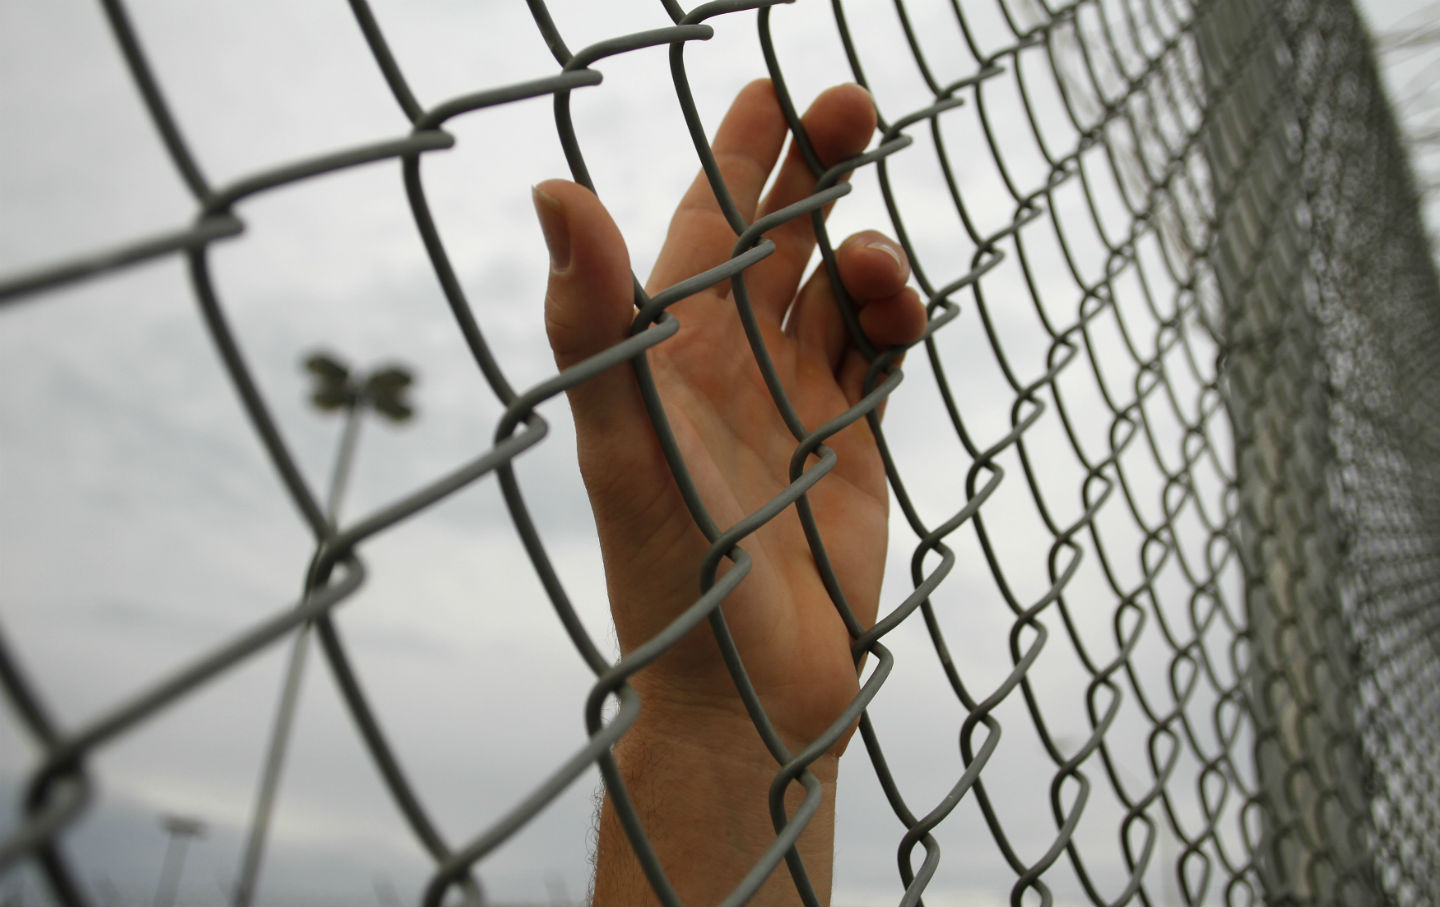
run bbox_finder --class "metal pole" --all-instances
[154,815,205,907]
[232,399,364,907]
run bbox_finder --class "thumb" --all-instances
[532,179,652,446]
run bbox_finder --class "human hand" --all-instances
[534,78,924,903]
[536,78,923,752]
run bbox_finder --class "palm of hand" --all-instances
[538,80,924,753]
[643,300,886,746]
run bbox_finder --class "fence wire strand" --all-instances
[2,0,1438,905]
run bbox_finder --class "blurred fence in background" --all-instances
[2,0,1438,904]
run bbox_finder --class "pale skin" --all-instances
[532,79,926,905]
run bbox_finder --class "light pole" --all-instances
[154,814,205,907]
[231,352,415,907]
[299,353,416,516]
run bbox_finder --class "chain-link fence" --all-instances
[2,0,1437,904]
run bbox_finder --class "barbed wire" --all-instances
[1,0,1437,905]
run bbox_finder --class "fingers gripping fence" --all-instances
[1,0,1438,905]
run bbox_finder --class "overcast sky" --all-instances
[1,1,1433,905]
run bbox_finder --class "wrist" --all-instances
[597,696,838,906]
[618,692,841,785]
[620,673,843,782]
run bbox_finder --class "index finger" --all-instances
[646,79,789,294]
[746,83,876,316]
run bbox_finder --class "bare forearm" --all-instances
[592,707,837,906]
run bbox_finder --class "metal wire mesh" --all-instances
[2,0,1437,904]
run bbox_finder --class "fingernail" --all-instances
[532,185,571,272]
[867,238,905,273]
